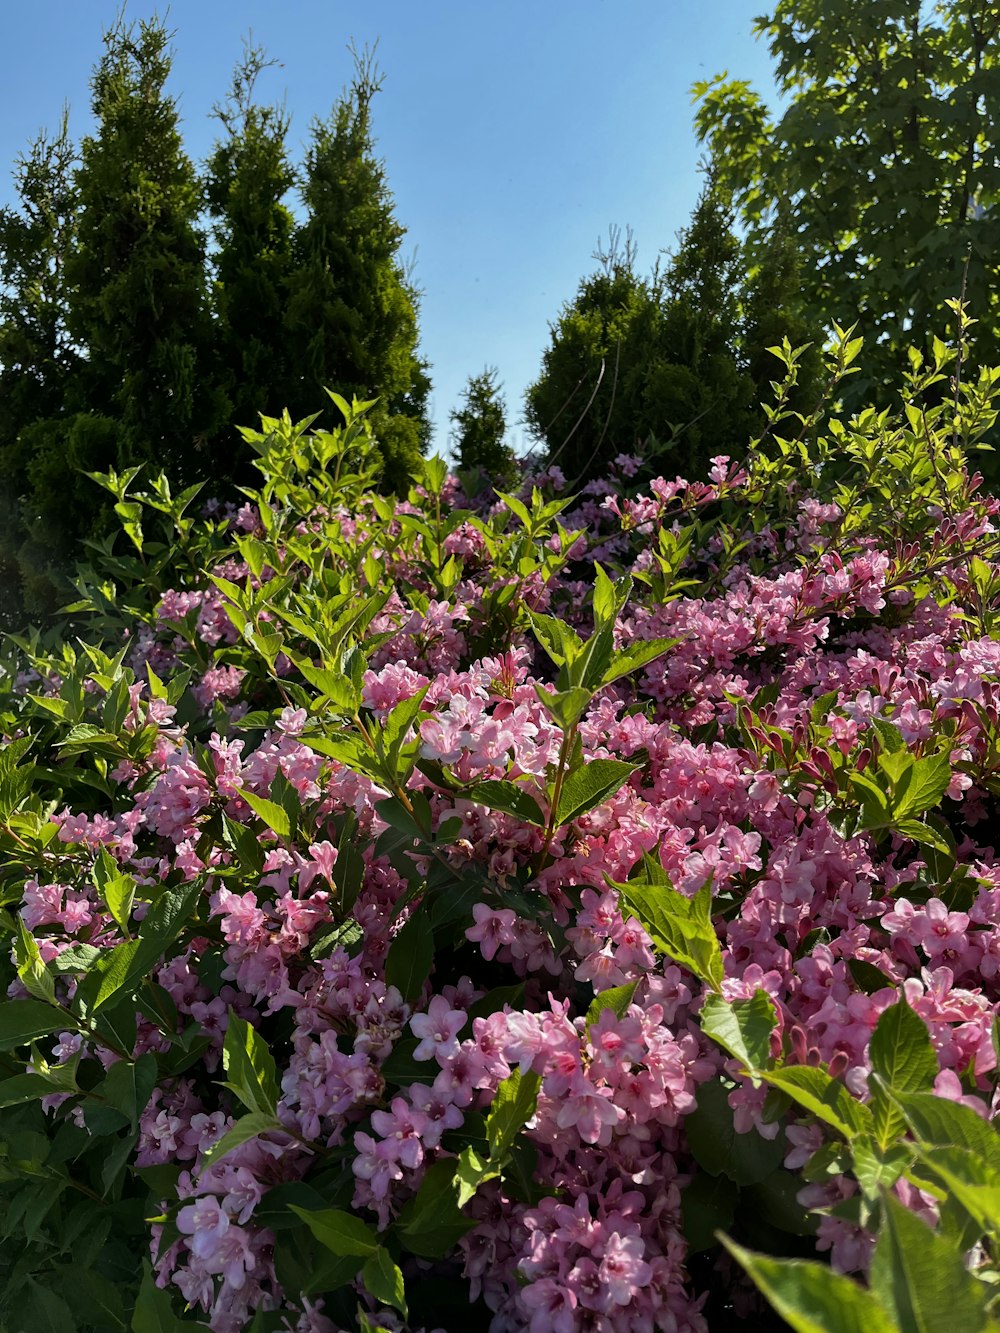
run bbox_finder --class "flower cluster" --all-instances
[4,379,1000,1332]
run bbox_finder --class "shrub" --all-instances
[2,333,1000,1332]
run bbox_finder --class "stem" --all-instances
[538,723,577,869]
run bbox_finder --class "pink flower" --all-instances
[176,1196,229,1260]
[465,902,517,961]
[599,1230,653,1305]
[410,996,468,1063]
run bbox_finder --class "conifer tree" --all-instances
[526,186,783,488]
[647,180,759,479]
[524,228,652,488]
[451,367,517,486]
[206,41,296,457]
[283,46,430,492]
[0,114,79,626]
[60,13,227,485]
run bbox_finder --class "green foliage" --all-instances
[204,40,297,474]
[0,26,434,627]
[65,14,227,489]
[524,184,825,487]
[282,46,430,492]
[694,0,1000,424]
[451,366,517,487]
[0,113,80,630]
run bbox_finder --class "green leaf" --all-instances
[721,1236,899,1333]
[454,1143,500,1208]
[911,1144,1000,1237]
[288,1205,379,1258]
[681,1169,738,1252]
[614,876,723,990]
[584,980,639,1031]
[131,1264,181,1332]
[894,818,954,857]
[198,1114,282,1167]
[362,1248,408,1319]
[54,1267,126,1331]
[79,938,143,1015]
[762,1066,872,1140]
[395,1159,475,1258]
[310,919,364,961]
[868,997,938,1148]
[486,1067,541,1162]
[592,564,631,628]
[851,1136,911,1199]
[0,1073,60,1108]
[872,720,907,753]
[527,610,581,666]
[14,916,57,1005]
[599,637,680,687]
[379,1036,439,1086]
[554,758,638,828]
[870,1192,991,1333]
[0,998,69,1050]
[295,661,359,711]
[847,958,894,994]
[384,907,435,1003]
[466,780,545,827]
[23,1281,78,1333]
[221,814,265,878]
[894,752,953,820]
[532,683,592,731]
[848,771,891,828]
[92,847,136,934]
[103,873,137,935]
[241,789,292,839]
[222,1013,278,1117]
[685,1077,786,1185]
[101,1053,157,1129]
[136,880,203,963]
[894,1090,1000,1170]
[699,990,777,1078]
[381,686,430,778]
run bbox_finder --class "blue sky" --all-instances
[1,2,781,458]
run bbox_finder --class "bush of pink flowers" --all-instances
[3,334,1000,1333]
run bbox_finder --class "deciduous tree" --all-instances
[693,0,1000,407]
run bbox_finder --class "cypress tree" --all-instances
[205,41,296,458]
[524,228,653,488]
[646,178,760,479]
[451,367,517,486]
[283,46,430,492]
[59,13,227,491]
[0,113,79,626]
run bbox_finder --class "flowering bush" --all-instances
[3,337,1000,1333]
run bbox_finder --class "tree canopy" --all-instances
[525,187,823,488]
[693,0,1000,406]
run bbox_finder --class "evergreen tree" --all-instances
[645,180,760,478]
[205,40,296,456]
[740,209,827,421]
[60,14,227,488]
[525,185,793,489]
[451,367,517,486]
[283,46,430,492]
[524,228,652,487]
[0,113,79,627]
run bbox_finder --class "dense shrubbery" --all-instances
[4,334,1000,1332]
